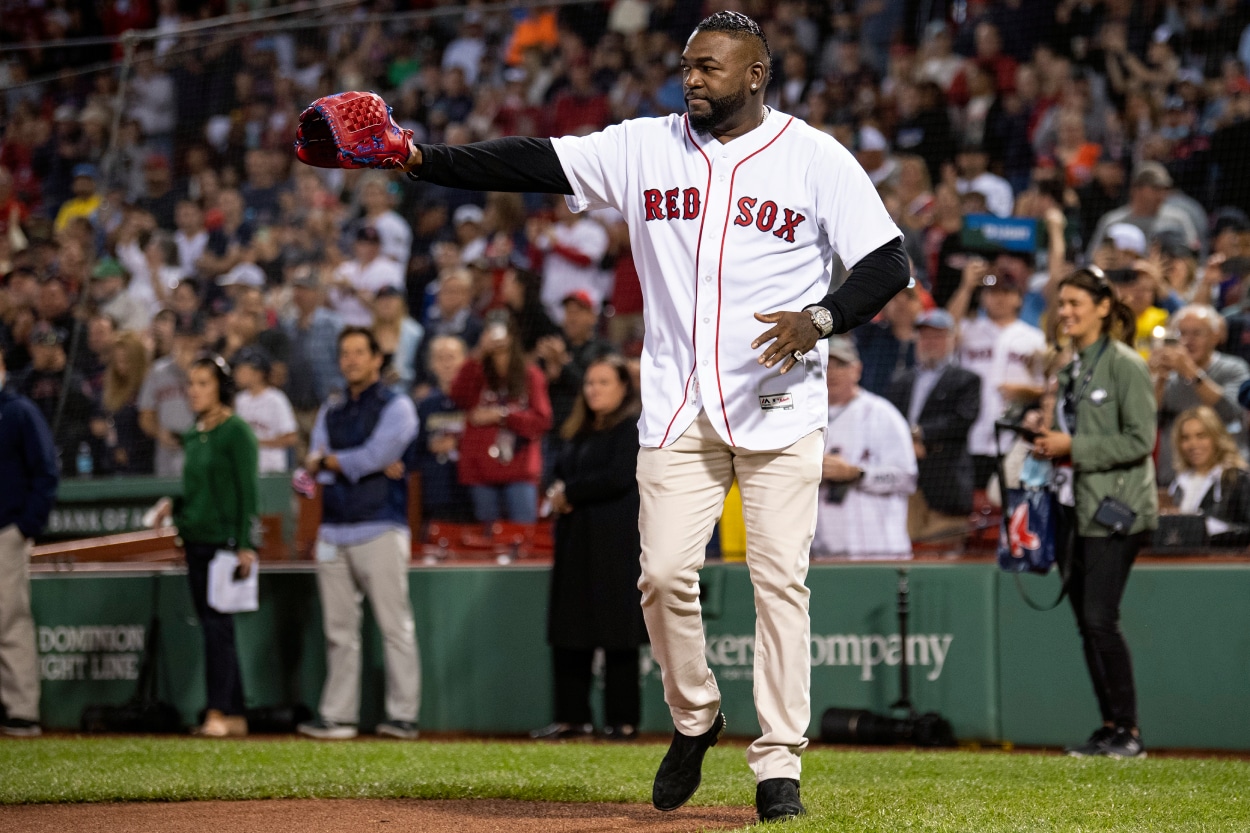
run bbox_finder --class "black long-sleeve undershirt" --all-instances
[408,137,572,194]
[409,138,910,331]
[814,237,910,336]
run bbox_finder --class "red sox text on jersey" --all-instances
[642,187,808,245]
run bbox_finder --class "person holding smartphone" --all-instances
[156,353,260,738]
[1032,266,1158,759]
[451,310,552,523]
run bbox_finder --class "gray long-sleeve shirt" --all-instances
[310,392,418,546]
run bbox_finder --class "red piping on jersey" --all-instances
[712,115,795,446]
[660,116,714,447]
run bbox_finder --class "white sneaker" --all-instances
[297,718,358,739]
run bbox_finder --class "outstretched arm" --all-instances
[404,138,573,195]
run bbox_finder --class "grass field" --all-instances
[1,737,1248,832]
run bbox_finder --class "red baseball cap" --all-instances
[562,289,597,311]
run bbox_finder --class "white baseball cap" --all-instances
[858,125,889,153]
[219,262,266,288]
[1105,222,1147,256]
[453,204,485,226]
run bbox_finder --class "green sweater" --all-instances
[174,414,260,548]
[1054,335,1159,537]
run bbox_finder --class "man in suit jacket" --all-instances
[887,309,981,544]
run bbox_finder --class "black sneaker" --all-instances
[529,722,594,740]
[651,711,725,812]
[0,718,42,738]
[376,720,420,740]
[1102,727,1147,759]
[756,778,805,822]
[1064,726,1115,757]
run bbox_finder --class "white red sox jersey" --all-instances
[552,110,902,450]
[958,316,1047,456]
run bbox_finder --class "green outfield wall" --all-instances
[29,560,1250,748]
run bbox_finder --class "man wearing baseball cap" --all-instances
[811,337,917,559]
[53,164,102,233]
[330,225,405,327]
[14,323,94,476]
[885,308,981,544]
[947,260,1047,488]
[1086,161,1200,259]
[233,347,299,475]
[89,256,148,333]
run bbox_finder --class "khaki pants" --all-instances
[0,524,39,722]
[315,529,420,724]
[636,409,822,782]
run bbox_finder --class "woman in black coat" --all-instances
[532,355,646,740]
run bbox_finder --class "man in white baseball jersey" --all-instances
[391,12,908,822]
[812,337,917,560]
[946,258,1046,487]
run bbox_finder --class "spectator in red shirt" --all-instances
[551,60,610,138]
[451,311,552,524]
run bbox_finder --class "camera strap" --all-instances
[1061,338,1109,434]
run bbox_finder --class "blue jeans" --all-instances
[469,483,538,523]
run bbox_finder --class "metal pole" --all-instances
[890,567,914,714]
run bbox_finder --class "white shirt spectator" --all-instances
[331,257,404,327]
[370,211,413,267]
[812,390,918,559]
[537,216,610,324]
[175,229,209,274]
[957,172,1015,218]
[959,316,1047,457]
[127,69,177,138]
[235,386,298,474]
[442,29,486,86]
[116,238,182,316]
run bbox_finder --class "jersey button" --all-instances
[718,174,726,182]
[703,317,710,323]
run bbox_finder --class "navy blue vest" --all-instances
[322,382,409,526]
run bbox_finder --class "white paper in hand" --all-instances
[207,550,259,613]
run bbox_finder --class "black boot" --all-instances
[755,778,805,822]
[651,711,725,811]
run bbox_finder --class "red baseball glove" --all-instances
[293,90,413,170]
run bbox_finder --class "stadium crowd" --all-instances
[5,0,1250,554]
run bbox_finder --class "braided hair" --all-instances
[695,11,771,79]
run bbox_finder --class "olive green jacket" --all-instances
[1054,336,1159,537]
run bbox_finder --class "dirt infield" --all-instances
[0,798,759,833]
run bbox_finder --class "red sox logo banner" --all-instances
[1007,501,1041,558]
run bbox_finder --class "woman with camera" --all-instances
[156,354,260,737]
[451,311,552,523]
[1167,406,1250,547]
[533,356,646,740]
[1032,266,1158,759]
